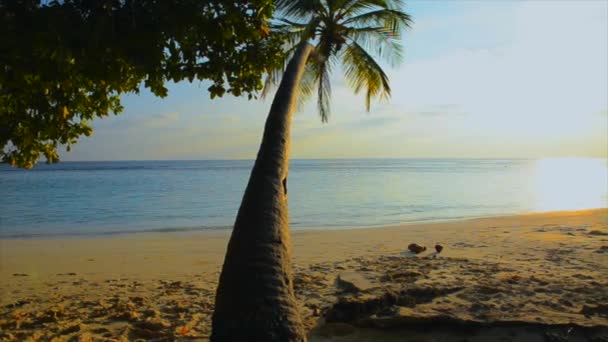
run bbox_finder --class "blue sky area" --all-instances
[64,0,608,161]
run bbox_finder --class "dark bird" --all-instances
[435,244,444,254]
[408,243,427,254]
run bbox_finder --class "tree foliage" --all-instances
[265,0,412,122]
[1,0,283,168]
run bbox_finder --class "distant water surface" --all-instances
[1,158,606,238]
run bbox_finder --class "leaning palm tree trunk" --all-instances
[211,42,313,342]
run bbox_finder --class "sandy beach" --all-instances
[1,209,607,341]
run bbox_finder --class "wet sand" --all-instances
[1,209,607,341]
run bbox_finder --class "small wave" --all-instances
[0,225,233,239]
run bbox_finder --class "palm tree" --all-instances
[211,1,412,340]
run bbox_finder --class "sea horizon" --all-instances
[1,158,606,239]
[25,156,604,162]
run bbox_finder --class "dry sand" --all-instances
[0,209,607,341]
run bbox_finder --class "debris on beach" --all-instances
[435,244,444,254]
[407,243,427,254]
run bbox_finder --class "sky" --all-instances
[65,0,608,161]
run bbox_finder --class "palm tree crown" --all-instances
[264,0,412,122]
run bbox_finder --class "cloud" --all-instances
[400,1,606,116]
[142,112,180,127]
[93,111,181,131]
[292,0,608,158]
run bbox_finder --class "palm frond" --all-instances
[347,26,403,66]
[316,60,332,122]
[261,18,320,99]
[342,41,391,111]
[317,63,331,122]
[296,62,318,111]
[272,0,411,121]
[261,44,297,99]
[261,64,285,99]
[275,0,325,21]
[273,17,309,28]
[270,15,320,48]
[307,45,336,122]
[337,0,404,21]
[343,9,412,33]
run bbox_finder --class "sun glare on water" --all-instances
[532,158,608,212]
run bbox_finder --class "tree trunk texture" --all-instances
[211,43,314,342]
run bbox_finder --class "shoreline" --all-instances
[1,207,606,241]
[1,208,607,341]
[1,208,606,280]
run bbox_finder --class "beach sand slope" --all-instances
[0,209,606,341]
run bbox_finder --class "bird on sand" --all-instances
[408,243,427,254]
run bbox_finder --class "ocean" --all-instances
[0,158,606,238]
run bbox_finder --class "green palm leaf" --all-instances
[342,41,391,111]
[265,0,412,119]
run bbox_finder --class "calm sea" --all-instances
[0,158,606,238]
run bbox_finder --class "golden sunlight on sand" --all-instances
[1,209,607,340]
